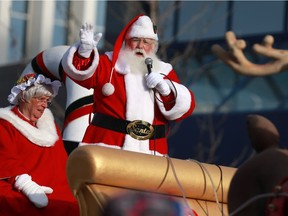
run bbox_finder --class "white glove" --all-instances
[78,23,102,58]
[146,72,171,96]
[14,174,53,208]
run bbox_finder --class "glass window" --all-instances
[178,1,228,41]
[11,1,27,13]
[8,1,28,62]
[95,1,107,49]
[53,25,67,46]
[158,1,176,42]
[159,1,228,42]
[52,1,69,46]
[192,52,288,113]
[232,1,285,35]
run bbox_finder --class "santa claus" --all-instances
[61,14,195,156]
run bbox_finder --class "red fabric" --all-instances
[159,91,176,111]
[67,54,195,155]
[73,50,94,70]
[0,107,79,216]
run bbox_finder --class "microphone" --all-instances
[145,58,153,74]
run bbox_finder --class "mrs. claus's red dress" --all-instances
[0,106,79,216]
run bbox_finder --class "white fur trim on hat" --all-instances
[125,16,158,41]
[8,74,61,105]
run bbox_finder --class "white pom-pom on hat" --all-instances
[102,82,115,96]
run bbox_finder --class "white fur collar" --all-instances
[0,106,59,147]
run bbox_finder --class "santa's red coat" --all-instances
[62,46,195,155]
[0,106,79,216]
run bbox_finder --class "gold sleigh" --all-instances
[66,145,236,216]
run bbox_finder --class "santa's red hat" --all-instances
[102,14,158,96]
[125,15,158,41]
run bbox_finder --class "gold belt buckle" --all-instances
[126,120,154,140]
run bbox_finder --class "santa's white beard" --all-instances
[118,49,161,75]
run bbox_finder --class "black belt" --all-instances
[91,113,167,140]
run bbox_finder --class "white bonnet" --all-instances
[8,73,61,105]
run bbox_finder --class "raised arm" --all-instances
[211,31,288,76]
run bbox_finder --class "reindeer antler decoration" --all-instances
[211,31,288,76]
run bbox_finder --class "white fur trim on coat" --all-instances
[156,81,192,120]
[0,106,59,147]
[61,42,99,81]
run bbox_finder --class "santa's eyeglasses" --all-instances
[129,37,155,46]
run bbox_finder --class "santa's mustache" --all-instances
[134,48,147,57]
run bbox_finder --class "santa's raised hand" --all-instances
[78,23,102,58]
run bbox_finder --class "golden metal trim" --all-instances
[126,120,154,140]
